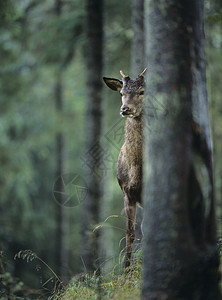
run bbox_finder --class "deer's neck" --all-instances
[124,116,143,150]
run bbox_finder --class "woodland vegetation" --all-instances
[0,0,222,299]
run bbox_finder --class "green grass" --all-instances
[57,259,142,300]
[57,244,222,299]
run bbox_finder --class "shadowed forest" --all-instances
[0,0,222,299]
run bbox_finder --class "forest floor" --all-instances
[55,246,222,299]
[56,259,142,300]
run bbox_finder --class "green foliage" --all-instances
[0,272,25,300]
[0,0,87,291]
[29,1,86,67]
[59,259,142,300]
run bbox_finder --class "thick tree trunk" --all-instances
[131,0,145,251]
[81,0,104,273]
[142,1,221,299]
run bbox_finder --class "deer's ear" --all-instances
[103,77,123,92]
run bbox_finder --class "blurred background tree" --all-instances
[0,0,221,298]
[80,0,104,274]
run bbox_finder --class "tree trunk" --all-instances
[142,1,221,299]
[131,0,145,77]
[54,0,68,281]
[131,0,145,251]
[55,72,69,281]
[81,0,104,273]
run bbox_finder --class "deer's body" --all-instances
[118,117,143,204]
[103,69,146,269]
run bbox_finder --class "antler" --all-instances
[120,70,127,78]
[139,68,147,77]
[120,68,147,78]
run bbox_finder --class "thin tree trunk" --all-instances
[81,0,104,273]
[54,0,68,281]
[142,1,221,299]
[131,0,145,251]
[55,72,69,281]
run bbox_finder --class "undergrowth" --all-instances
[3,239,222,299]
[56,257,142,300]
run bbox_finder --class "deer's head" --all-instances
[103,69,147,118]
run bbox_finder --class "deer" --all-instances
[103,68,147,270]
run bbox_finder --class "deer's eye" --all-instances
[139,91,144,95]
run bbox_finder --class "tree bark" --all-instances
[142,1,221,299]
[81,0,104,273]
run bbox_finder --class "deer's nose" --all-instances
[120,106,130,114]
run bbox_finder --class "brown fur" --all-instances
[103,70,145,270]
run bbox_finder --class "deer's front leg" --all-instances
[124,196,136,271]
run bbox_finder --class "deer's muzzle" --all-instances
[120,106,134,118]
